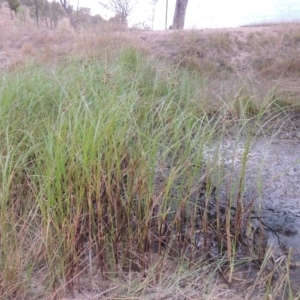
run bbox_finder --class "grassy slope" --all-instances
[0,11,299,299]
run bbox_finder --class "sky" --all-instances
[68,0,300,29]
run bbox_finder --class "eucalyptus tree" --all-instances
[59,0,77,29]
[172,0,188,29]
[98,0,136,23]
[7,0,20,18]
[149,0,158,29]
[27,0,64,28]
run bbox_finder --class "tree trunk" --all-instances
[59,0,77,30]
[34,0,39,28]
[172,0,188,30]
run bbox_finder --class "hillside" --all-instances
[1,4,300,108]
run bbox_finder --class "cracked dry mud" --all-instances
[155,111,300,295]
[210,111,300,294]
[156,113,300,250]
[221,113,300,253]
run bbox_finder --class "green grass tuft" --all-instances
[0,46,294,299]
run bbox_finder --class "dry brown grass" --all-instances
[1,8,300,94]
[0,4,143,71]
[0,22,140,71]
[135,23,300,110]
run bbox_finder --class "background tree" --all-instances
[108,12,128,29]
[75,7,94,29]
[149,0,158,29]
[98,0,136,23]
[172,0,188,30]
[28,0,64,28]
[59,0,77,30]
[7,0,20,18]
[34,0,39,27]
[47,1,64,28]
[91,14,105,25]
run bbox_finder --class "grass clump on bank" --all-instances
[0,47,295,299]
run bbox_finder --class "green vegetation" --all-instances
[0,46,295,299]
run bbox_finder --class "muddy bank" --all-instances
[226,113,300,237]
[205,112,300,250]
[209,111,300,295]
[154,111,300,296]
